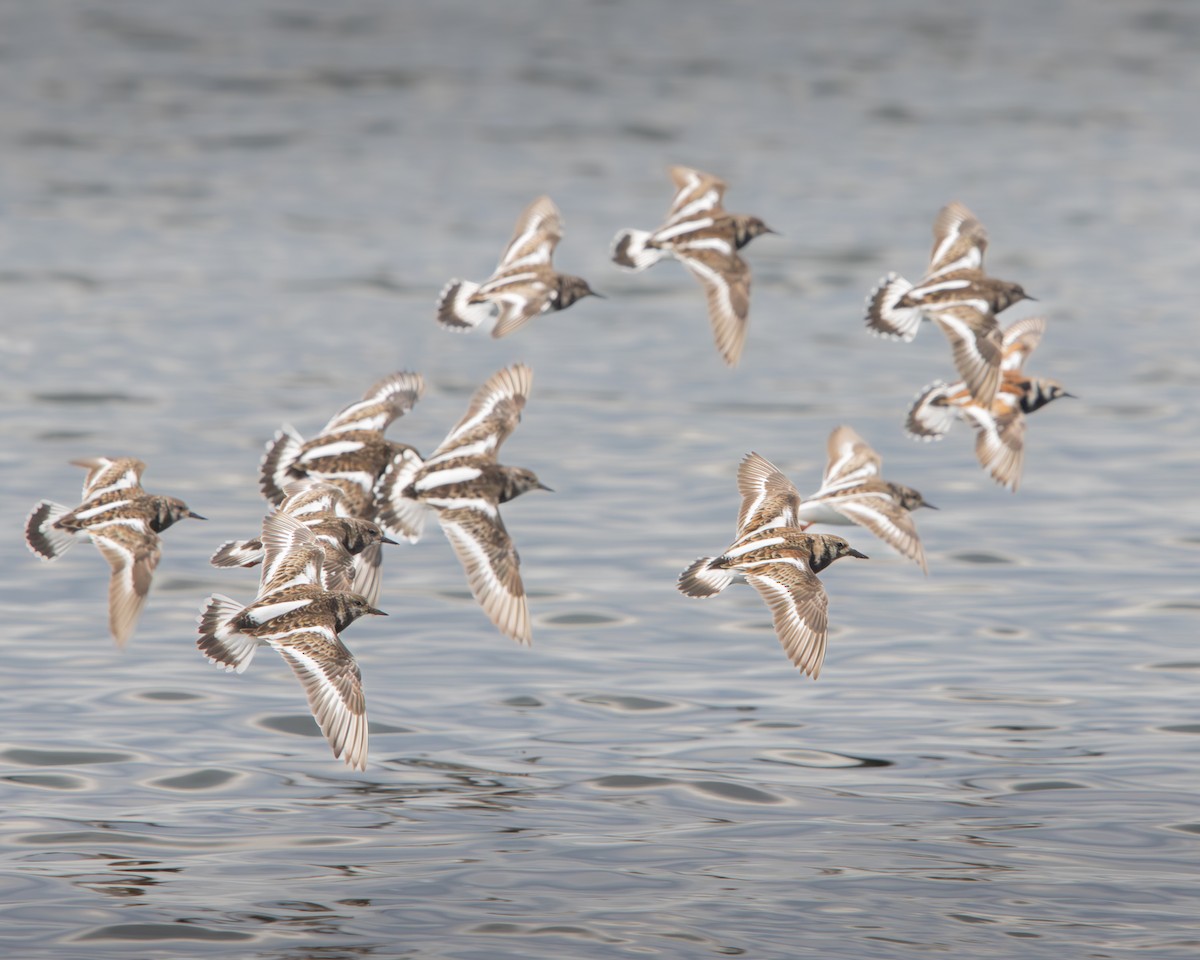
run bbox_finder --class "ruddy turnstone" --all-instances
[678,524,867,678]
[866,200,1032,340]
[737,428,934,572]
[25,457,205,646]
[611,165,775,367]
[867,202,1033,406]
[907,316,1073,491]
[376,363,548,646]
[198,513,385,771]
[436,195,599,338]
[211,481,395,603]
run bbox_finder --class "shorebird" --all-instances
[612,165,775,366]
[907,316,1073,491]
[679,524,867,678]
[437,195,599,338]
[198,513,385,771]
[25,457,204,646]
[376,363,548,646]
[737,428,934,572]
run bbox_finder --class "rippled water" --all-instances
[2,2,1199,957]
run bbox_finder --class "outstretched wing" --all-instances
[819,425,882,491]
[1000,315,1046,372]
[927,201,988,277]
[437,506,531,646]
[91,522,161,647]
[675,245,751,367]
[818,493,927,573]
[736,451,802,537]
[744,559,829,678]
[320,371,425,435]
[933,304,1003,407]
[482,275,555,339]
[72,457,147,503]
[496,196,562,271]
[269,627,368,771]
[259,513,325,594]
[664,165,727,226]
[426,364,532,464]
[965,407,1027,492]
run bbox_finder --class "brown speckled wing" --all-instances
[821,425,883,490]
[91,523,161,647]
[497,196,562,270]
[664,165,727,225]
[822,492,927,573]
[321,371,425,435]
[437,506,531,646]
[72,457,147,504]
[745,560,829,678]
[967,408,1027,492]
[675,246,750,367]
[270,627,367,771]
[933,305,1003,407]
[736,451,802,537]
[428,364,532,461]
[1000,315,1046,372]
[927,201,988,277]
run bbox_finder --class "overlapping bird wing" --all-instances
[933,304,1003,407]
[818,490,927,572]
[1000,315,1046,372]
[259,513,326,594]
[279,480,352,519]
[482,274,556,339]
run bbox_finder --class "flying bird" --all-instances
[612,165,775,366]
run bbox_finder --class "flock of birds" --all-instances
[24,166,1071,770]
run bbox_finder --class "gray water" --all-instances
[2,2,1199,957]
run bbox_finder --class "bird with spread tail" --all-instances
[866,201,1033,407]
[376,364,549,647]
[678,457,868,678]
[437,195,599,338]
[611,165,775,367]
[198,512,385,771]
[907,316,1073,491]
[25,457,205,646]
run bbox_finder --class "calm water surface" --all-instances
[2,2,1198,957]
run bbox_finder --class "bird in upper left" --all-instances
[25,457,205,646]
